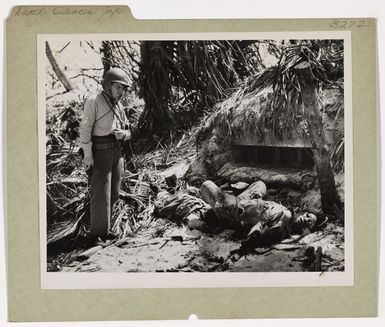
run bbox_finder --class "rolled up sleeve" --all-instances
[79,98,96,144]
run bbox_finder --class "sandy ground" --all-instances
[57,218,344,273]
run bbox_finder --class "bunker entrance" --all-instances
[233,145,314,169]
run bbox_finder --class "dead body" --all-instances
[155,177,321,248]
[200,180,293,241]
[156,179,320,247]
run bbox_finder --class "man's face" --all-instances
[110,82,127,100]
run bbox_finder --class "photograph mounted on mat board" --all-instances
[38,31,353,289]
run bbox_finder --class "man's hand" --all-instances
[83,155,94,171]
[114,128,131,141]
[81,142,94,171]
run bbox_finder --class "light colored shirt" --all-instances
[79,92,128,144]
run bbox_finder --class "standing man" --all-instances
[79,68,132,242]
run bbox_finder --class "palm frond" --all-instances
[138,40,281,135]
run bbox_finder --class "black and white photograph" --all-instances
[39,33,352,287]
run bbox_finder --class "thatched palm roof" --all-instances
[198,84,343,150]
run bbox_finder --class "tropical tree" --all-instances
[137,40,278,136]
[295,61,342,215]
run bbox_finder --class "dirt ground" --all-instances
[54,217,344,273]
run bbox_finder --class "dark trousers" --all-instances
[90,135,124,237]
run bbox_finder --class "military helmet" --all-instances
[103,67,130,87]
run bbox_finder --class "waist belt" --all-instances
[92,134,120,150]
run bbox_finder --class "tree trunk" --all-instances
[45,41,76,92]
[100,41,112,78]
[138,41,175,137]
[295,61,342,216]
